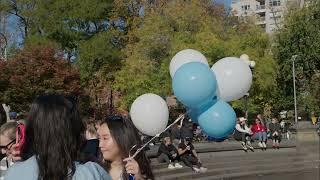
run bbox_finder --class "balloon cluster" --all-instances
[129,49,253,139]
[170,49,253,138]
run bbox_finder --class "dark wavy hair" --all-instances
[102,115,154,179]
[0,105,6,126]
[23,95,85,180]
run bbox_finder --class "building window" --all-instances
[241,5,251,11]
[269,0,281,7]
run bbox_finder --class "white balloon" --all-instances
[169,49,208,78]
[243,59,251,66]
[250,61,256,68]
[211,57,252,102]
[130,93,169,136]
[240,54,249,61]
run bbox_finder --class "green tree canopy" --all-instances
[113,0,277,113]
[273,0,320,115]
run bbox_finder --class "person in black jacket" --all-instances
[157,136,183,169]
[83,120,100,159]
[178,137,207,173]
[268,118,281,149]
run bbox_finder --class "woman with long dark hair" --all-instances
[5,95,111,180]
[97,115,154,180]
[251,118,268,150]
[0,105,6,127]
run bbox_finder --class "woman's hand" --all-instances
[123,157,142,179]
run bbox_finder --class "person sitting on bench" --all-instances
[157,136,183,169]
[178,137,207,173]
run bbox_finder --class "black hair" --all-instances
[23,94,86,180]
[102,115,154,179]
[0,105,6,127]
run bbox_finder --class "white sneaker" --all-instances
[200,167,207,173]
[174,163,183,168]
[241,142,248,150]
[168,164,175,169]
[262,142,267,148]
[258,142,263,148]
[193,167,200,173]
[246,142,254,150]
[149,143,154,146]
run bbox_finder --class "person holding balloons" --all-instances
[97,115,154,180]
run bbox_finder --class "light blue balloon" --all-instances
[187,96,218,124]
[207,136,227,142]
[188,109,199,124]
[172,62,217,108]
[198,100,236,138]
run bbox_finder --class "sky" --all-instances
[215,0,232,8]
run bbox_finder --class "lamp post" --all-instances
[291,55,298,124]
[240,54,256,119]
[244,93,249,119]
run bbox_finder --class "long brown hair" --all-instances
[24,95,85,180]
[101,115,154,179]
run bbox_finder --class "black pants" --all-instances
[180,155,201,168]
[272,134,281,141]
[234,131,251,143]
[158,153,180,164]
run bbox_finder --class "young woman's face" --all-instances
[255,119,261,124]
[98,123,121,161]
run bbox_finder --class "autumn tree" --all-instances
[0,45,81,111]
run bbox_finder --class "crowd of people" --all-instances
[0,95,153,180]
[234,115,283,152]
[0,94,310,180]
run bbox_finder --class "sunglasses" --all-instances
[108,115,124,121]
[0,139,16,150]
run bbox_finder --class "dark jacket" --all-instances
[269,122,281,134]
[82,139,100,159]
[180,125,193,139]
[157,143,178,158]
[171,127,181,140]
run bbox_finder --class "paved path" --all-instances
[151,140,319,180]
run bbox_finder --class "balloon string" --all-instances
[130,112,188,159]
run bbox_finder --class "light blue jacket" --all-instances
[5,156,111,180]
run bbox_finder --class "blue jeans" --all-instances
[255,132,267,142]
